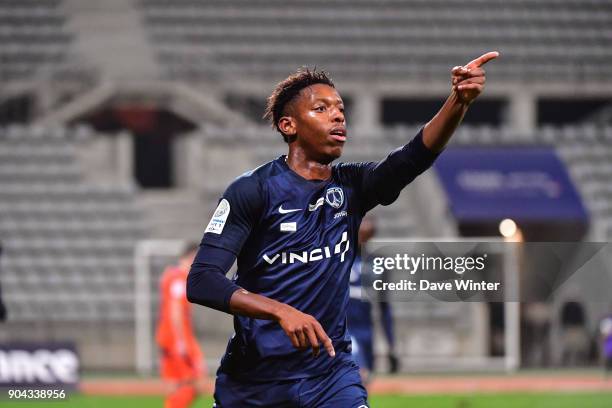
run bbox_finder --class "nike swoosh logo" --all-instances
[308,197,324,211]
[278,205,302,214]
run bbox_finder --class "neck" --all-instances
[286,149,332,181]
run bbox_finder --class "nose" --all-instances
[332,107,345,123]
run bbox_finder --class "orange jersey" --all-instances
[156,266,201,358]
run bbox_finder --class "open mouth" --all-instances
[329,128,347,143]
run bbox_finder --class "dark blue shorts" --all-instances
[213,359,369,408]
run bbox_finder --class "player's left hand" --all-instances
[451,51,499,105]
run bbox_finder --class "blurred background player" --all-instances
[600,313,612,378]
[156,243,204,408]
[348,216,398,384]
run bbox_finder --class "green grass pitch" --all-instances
[3,393,612,407]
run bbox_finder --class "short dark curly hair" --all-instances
[263,68,335,143]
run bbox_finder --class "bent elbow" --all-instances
[186,287,196,304]
[185,270,198,304]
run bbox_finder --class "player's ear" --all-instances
[278,116,297,138]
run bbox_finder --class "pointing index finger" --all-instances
[466,51,500,69]
[313,322,335,357]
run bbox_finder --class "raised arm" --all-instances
[352,53,499,213]
[423,51,499,152]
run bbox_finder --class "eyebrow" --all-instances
[312,97,344,105]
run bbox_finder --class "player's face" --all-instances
[291,84,346,162]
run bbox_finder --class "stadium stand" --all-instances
[555,128,612,240]
[0,0,82,82]
[140,0,612,82]
[0,125,146,322]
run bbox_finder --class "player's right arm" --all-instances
[186,176,334,357]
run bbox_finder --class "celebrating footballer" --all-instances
[187,51,499,407]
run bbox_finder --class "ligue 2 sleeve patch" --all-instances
[205,198,230,234]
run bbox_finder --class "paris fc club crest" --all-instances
[325,187,344,209]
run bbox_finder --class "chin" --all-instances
[315,149,342,165]
[327,146,343,161]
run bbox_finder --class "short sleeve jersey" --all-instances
[202,129,437,380]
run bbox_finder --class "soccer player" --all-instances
[157,243,204,408]
[601,314,612,377]
[187,52,498,407]
[348,216,398,384]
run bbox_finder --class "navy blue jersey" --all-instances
[200,129,437,381]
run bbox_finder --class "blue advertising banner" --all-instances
[434,147,588,223]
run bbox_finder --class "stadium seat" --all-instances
[0,125,146,322]
[139,0,612,82]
